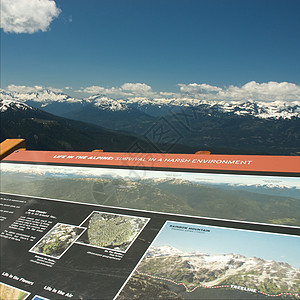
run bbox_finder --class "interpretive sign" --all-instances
[1,150,299,299]
[1,193,299,299]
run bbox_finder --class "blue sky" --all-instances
[1,0,300,99]
[153,221,300,269]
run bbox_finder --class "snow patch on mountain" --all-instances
[79,96,300,119]
[143,245,300,291]
[228,182,300,190]
[0,88,82,106]
[0,99,34,112]
[86,95,128,111]
[1,88,299,119]
[147,245,184,257]
[143,178,195,186]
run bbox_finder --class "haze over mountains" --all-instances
[0,99,154,152]
[1,88,299,154]
[0,98,197,153]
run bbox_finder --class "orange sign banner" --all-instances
[3,150,300,173]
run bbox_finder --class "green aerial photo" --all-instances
[77,211,149,252]
[30,223,85,258]
[1,163,299,227]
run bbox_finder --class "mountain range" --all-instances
[0,98,201,153]
[2,89,300,119]
[2,172,299,226]
[0,99,152,152]
[1,88,300,154]
[139,245,300,295]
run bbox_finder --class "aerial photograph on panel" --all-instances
[30,223,86,258]
[1,163,299,226]
[77,211,149,252]
[0,282,29,300]
[118,222,300,299]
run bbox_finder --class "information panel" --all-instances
[1,151,299,299]
[1,193,299,300]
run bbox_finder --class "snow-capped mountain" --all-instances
[146,245,185,257]
[84,96,300,119]
[0,88,84,116]
[85,95,129,111]
[0,99,157,153]
[0,88,81,104]
[221,100,300,119]
[1,88,299,119]
[1,89,299,155]
[228,182,299,190]
[141,245,300,293]
[0,99,35,112]
[146,246,292,272]
[142,178,195,187]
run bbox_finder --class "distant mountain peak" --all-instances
[147,245,184,257]
[0,88,82,105]
[0,99,34,113]
[145,177,194,186]
[87,95,129,111]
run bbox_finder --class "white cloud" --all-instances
[7,84,43,93]
[76,86,128,97]
[179,83,222,94]
[1,0,61,34]
[3,81,300,104]
[219,81,300,101]
[7,84,64,94]
[178,81,300,102]
[77,86,106,94]
[76,86,133,98]
[49,87,63,93]
[77,83,157,98]
[121,83,153,95]
[159,91,181,98]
